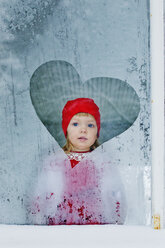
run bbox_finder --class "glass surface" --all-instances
[0,0,151,225]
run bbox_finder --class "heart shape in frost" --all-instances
[30,60,140,147]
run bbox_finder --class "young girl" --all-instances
[29,98,127,225]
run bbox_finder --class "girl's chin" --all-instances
[72,146,90,152]
[78,138,88,142]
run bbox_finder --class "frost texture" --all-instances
[0,0,57,33]
[0,0,58,53]
[28,147,127,225]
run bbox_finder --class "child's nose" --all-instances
[80,126,87,133]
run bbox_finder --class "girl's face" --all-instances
[67,114,98,152]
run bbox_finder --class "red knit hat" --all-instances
[62,98,100,137]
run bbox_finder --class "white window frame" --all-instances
[150,0,164,229]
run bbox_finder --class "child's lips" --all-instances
[78,137,88,141]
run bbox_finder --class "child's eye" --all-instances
[88,124,94,128]
[73,122,78,126]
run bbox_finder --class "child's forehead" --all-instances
[71,114,96,121]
